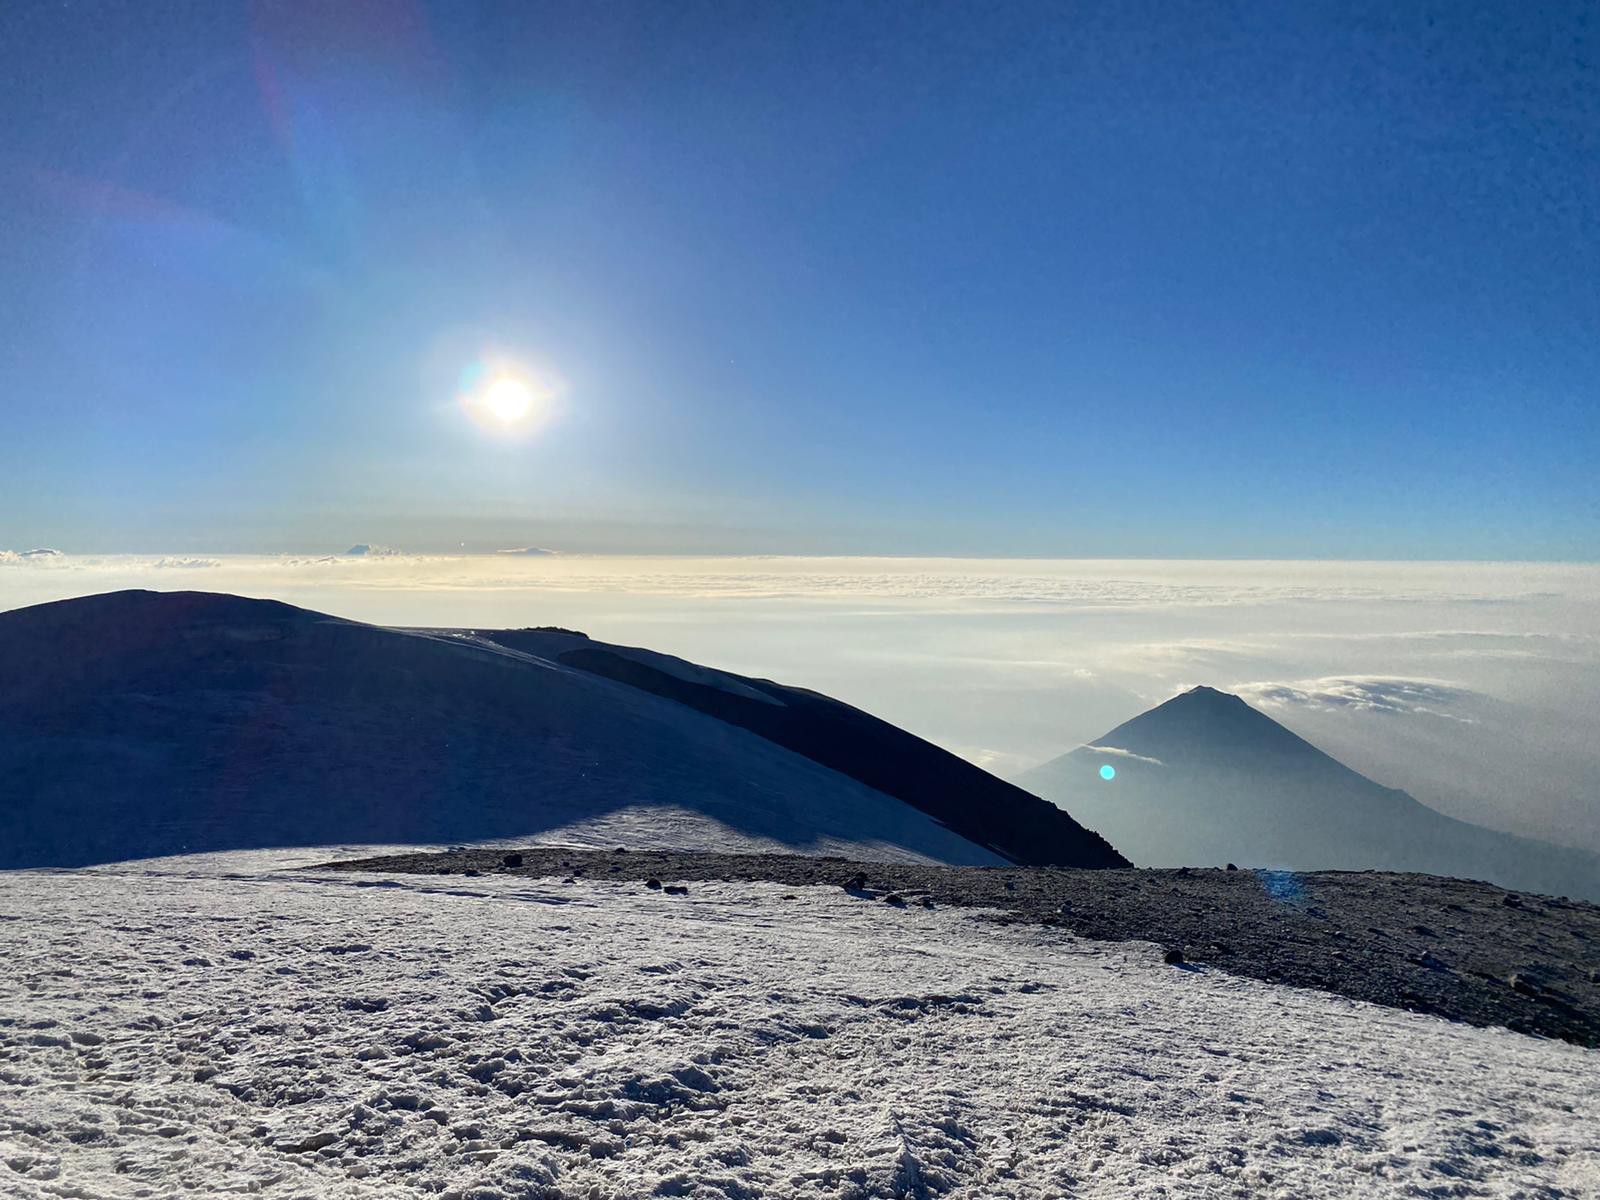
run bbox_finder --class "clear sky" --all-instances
[3,1,1596,558]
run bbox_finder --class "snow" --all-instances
[495,628,786,707]
[1,596,1005,868]
[597,645,788,707]
[2,852,1596,1199]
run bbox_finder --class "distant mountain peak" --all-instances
[1095,684,1331,769]
[1181,683,1239,701]
[1018,680,1600,900]
[1168,684,1254,711]
[1141,684,1271,726]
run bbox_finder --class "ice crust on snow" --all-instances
[1,851,1595,1199]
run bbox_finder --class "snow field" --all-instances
[1,852,1596,1199]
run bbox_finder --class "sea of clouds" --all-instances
[4,552,1597,852]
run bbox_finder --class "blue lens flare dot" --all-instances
[1099,764,1116,781]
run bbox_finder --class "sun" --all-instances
[458,359,559,434]
[483,375,534,425]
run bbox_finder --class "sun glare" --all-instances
[484,376,534,424]
[459,359,559,434]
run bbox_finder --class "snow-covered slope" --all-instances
[1021,686,1600,901]
[0,591,1119,869]
[487,627,1125,869]
[1,852,1594,1199]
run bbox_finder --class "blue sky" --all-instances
[2,1,1596,557]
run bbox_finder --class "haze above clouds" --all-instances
[4,554,1596,854]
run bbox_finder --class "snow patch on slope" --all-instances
[474,805,968,862]
[0,853,1594,1199]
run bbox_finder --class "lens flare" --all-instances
[1257,869,1305,904]
[1099,764,1116,781]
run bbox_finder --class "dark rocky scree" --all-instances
[322,847,1600,1048]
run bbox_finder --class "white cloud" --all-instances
[1082,745,1165,766]
[152,557,222,569]
[277,553,441,568]
[1232,676,1477,722]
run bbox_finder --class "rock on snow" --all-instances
[1,851,1596,1199]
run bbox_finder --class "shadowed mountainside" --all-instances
[0,590,1125,870]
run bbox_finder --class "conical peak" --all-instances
[1177,684,1261,707]
[1098,683,1323,765]
[1136,685,1261,726]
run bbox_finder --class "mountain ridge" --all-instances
[482,627,1124,869]
[0,590,1125,870]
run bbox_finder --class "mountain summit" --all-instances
[1099,685,1336,763]
[1020,686,1600,901]
[0,590,1126,870]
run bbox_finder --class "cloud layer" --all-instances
[1232,677,1478,721]
[2,554,1596,852]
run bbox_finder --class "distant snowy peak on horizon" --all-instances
[0,589,1126,871]
[343,543,404,557]
[1020,686,1600,901]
